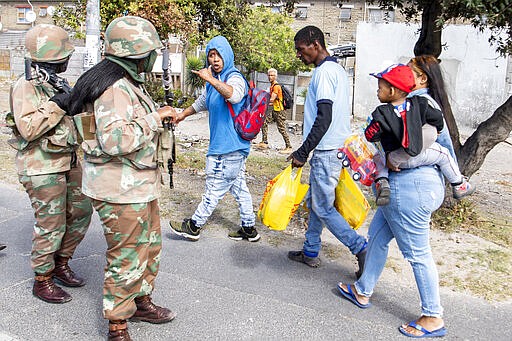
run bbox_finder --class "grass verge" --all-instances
[432,199,512,301]
[431,200,511,248]
[440,248,511,301]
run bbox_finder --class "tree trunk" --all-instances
[458,95,512,177]
[415,0,463,154]
[414,0,442,57]
[414,1,512,201]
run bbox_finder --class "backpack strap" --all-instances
[227,84,252,119]
[223,70,250,119]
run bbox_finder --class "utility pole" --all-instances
[84,0,101,70]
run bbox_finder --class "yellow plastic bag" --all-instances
[334,168,370,230]
[258,165,309,231]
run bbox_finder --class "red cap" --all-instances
[370,64,415,93]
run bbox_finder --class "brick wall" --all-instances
[0,50,10,71]
[0,1,61,30]
[289,1,408,46]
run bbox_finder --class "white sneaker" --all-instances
[453,177,476,199]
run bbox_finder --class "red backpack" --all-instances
[226,73,270,141]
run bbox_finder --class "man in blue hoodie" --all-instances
[169,36,260,242]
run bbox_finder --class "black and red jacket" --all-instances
[364,96,444,157]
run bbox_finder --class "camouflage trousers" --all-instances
[92,199,162,321]
[19,163,93,275]
[261,109,291,148]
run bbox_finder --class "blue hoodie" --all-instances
[205,36,249,156]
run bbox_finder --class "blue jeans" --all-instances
[436,125,457,162]
[303,149,367,257]
[355,166,445,317]
[192,151,255,228]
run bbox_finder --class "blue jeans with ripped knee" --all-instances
[192,151,255,228]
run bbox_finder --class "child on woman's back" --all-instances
[364,64,474,206]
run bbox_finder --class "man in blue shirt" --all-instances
[287,26,367,277]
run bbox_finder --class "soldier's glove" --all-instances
[49,92,71,113]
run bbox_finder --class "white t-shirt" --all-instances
[303,59,351,150]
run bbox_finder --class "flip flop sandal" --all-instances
[337,282,371,309]
[399,321,447,338]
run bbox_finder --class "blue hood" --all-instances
[205,36,239,82]
[204,35,250,156]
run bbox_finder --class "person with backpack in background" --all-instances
[286,26,368,277]
[255,68,292,154]
[168,35,260,243]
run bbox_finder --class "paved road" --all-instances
[0,183,510,340]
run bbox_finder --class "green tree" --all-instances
[53,1,304,89]
[228,6,306,75]
[363,0,512,177]
[52,0,87,39]
[100,0,132,29]
[128,0,195,41]
[173,0,252,46]
[53,0,131,32]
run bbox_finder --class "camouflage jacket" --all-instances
[80,78,163,204]
[9,76,78,176]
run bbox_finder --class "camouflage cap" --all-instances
[104,16,163,58]
[25,24,74,63]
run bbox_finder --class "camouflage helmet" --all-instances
[104,16,163,58]
[25,24,74,63]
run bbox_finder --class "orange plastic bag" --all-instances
[258,165,309,231]
[334,168,370,230]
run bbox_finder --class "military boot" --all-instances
[53,256,85,287]
[33,273,72,304]
[130,295,176,324]
[108,320,131,341]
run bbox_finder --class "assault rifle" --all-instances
[25,58,72,94]
[161,43,177,189]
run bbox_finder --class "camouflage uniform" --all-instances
[77,16,167,321]
[9,25,92,276]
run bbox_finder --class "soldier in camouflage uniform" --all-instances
[8,24,93,304]
[68,16,176,341]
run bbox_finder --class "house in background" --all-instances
[0,0,61,31]
[252,1,409,122]
[0,1,404,88]
[0,1,84,80]
[256,1,510,129]
[255,1,407,46]
[0,1,509,128]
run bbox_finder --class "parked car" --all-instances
[328,43,356,59]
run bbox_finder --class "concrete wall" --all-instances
[354,22,508,129]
